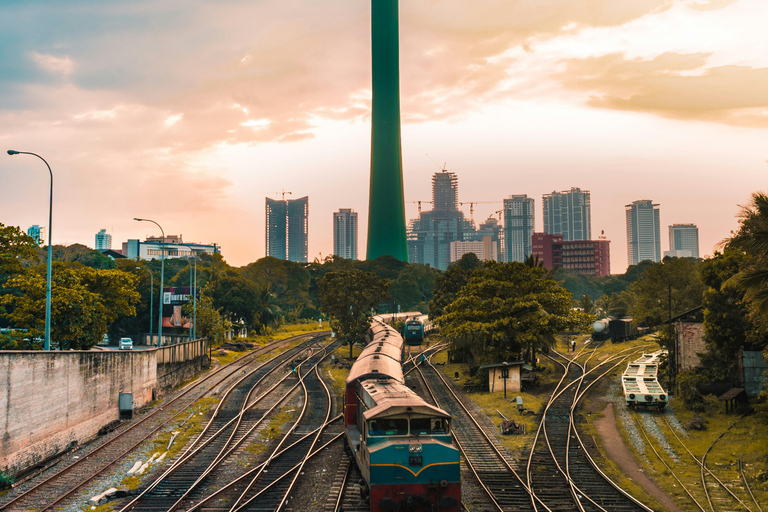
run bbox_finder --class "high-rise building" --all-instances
[95,228,112,251]
[531,233,611,277]
[667,224,699,259]
[543,187,591,241]
[407,170,470,270]
[626,200,661,265]
[266,196,308,263]
[503,195,535,263]
[333,209,358,260]
[27,225,44,246]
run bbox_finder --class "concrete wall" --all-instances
[0,350,157,476]
[487,366,521,393]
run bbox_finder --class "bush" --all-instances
[678,370,707,412]
[0,471,14,490]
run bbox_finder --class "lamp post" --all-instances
[134,218,165,347]
[7,150,53,351]
[135,267,154,345]
[180,244,198,341]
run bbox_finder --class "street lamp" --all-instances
[134,218,165,348]
[7,150,53,351]
[180,244,198,341]
[135,267,154,345]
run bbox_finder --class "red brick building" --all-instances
[531,233,611,277]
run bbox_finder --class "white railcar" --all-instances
[622,350,668,409]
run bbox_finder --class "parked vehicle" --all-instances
[119,338,133,350]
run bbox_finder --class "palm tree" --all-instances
[725,191,768,313]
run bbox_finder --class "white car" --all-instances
[119,338,133,350]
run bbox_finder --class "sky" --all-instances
[1,0,766,272]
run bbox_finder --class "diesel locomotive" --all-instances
[345,315,460,511]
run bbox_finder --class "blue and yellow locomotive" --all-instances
[345,316,460,511]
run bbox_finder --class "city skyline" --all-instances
[1,0,766,272]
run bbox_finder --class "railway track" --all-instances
[0,332,326,512]
[636,411,763,512]
[416,357,540,512]
[115,337,337,511]
[528,353,651,512]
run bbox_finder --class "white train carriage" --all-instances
[622,351,668,410]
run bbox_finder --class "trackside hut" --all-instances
[479,361,527,393]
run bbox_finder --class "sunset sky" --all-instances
[1,0,766,272]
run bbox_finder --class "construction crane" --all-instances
[276,189,292,200]
[459,201,501,223]
[408,200,433,214]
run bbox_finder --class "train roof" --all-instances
[346,336,404,385]
[360,380,450,421]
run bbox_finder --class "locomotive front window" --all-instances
[410,418,448,435]
[369,418,408,436]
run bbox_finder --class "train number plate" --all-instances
[409,456,423,466]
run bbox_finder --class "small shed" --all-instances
[479,361,526,394]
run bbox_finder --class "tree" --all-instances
[316,270,389,357]
[428,253,483,319]
[724,191,768,314]
[628,257,705,326]
[437,261,591,365]
[184,287,229,347]
[390,264,440,312]
[0,263,139,349]
[243,257,311,320]
[699,250,768,382]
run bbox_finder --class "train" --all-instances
[404,315,432,346]
[621,350,668,410]
[345,315,461,511]
[592,316,650,342]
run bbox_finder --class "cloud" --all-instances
[30,52,74,75]
[555,52,768,127]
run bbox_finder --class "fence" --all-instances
[156,337,209,365]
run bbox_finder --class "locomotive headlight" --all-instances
[409,444,422,453]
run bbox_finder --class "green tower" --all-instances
[366,0,409,262]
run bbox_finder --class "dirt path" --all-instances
[593,403,684,512]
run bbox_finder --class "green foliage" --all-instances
[49,243,115,269]
[0,263,139,349]
[428,253,483,319]
[317,270,389,357]
[627,257,705,326]
[677,370,707,412]
[556,261,654,304]
[576,294,594,314]
[184,288,229,347]
[436,261,591,365]
[0,470,14,489]
[389,263,440,312]
[699,250,768,382]
[242,257,311,319]
[724,191,768,315]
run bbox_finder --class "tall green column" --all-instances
[366,0,409,262]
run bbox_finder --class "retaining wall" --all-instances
[0,338,207,476]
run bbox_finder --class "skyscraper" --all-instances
[667,224,699,258]
[543,187,591,241]
[266,196,308,262]
[626,200,661,265]
[95,228,112,251]
[366,0,408,262]
[27,225,44,246]
[407,170,470,270]
[333,209,358,260]
[503,195,535,263]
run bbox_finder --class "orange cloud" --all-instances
[555,52,768,127]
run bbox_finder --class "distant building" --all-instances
[94,228,112,251]
[474,216,503,261]
[664,249,694,258]
[27,225,44,246]
[543,187,591,241]
[626,200,661,265]
[123,235,219,261]
[407,171,472,270]
[503,195,535,263]
[450,236,499,263]
[266,196,309,263]
[668,224,699,259]
[531,232,611,277]
[333,209,358,260]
